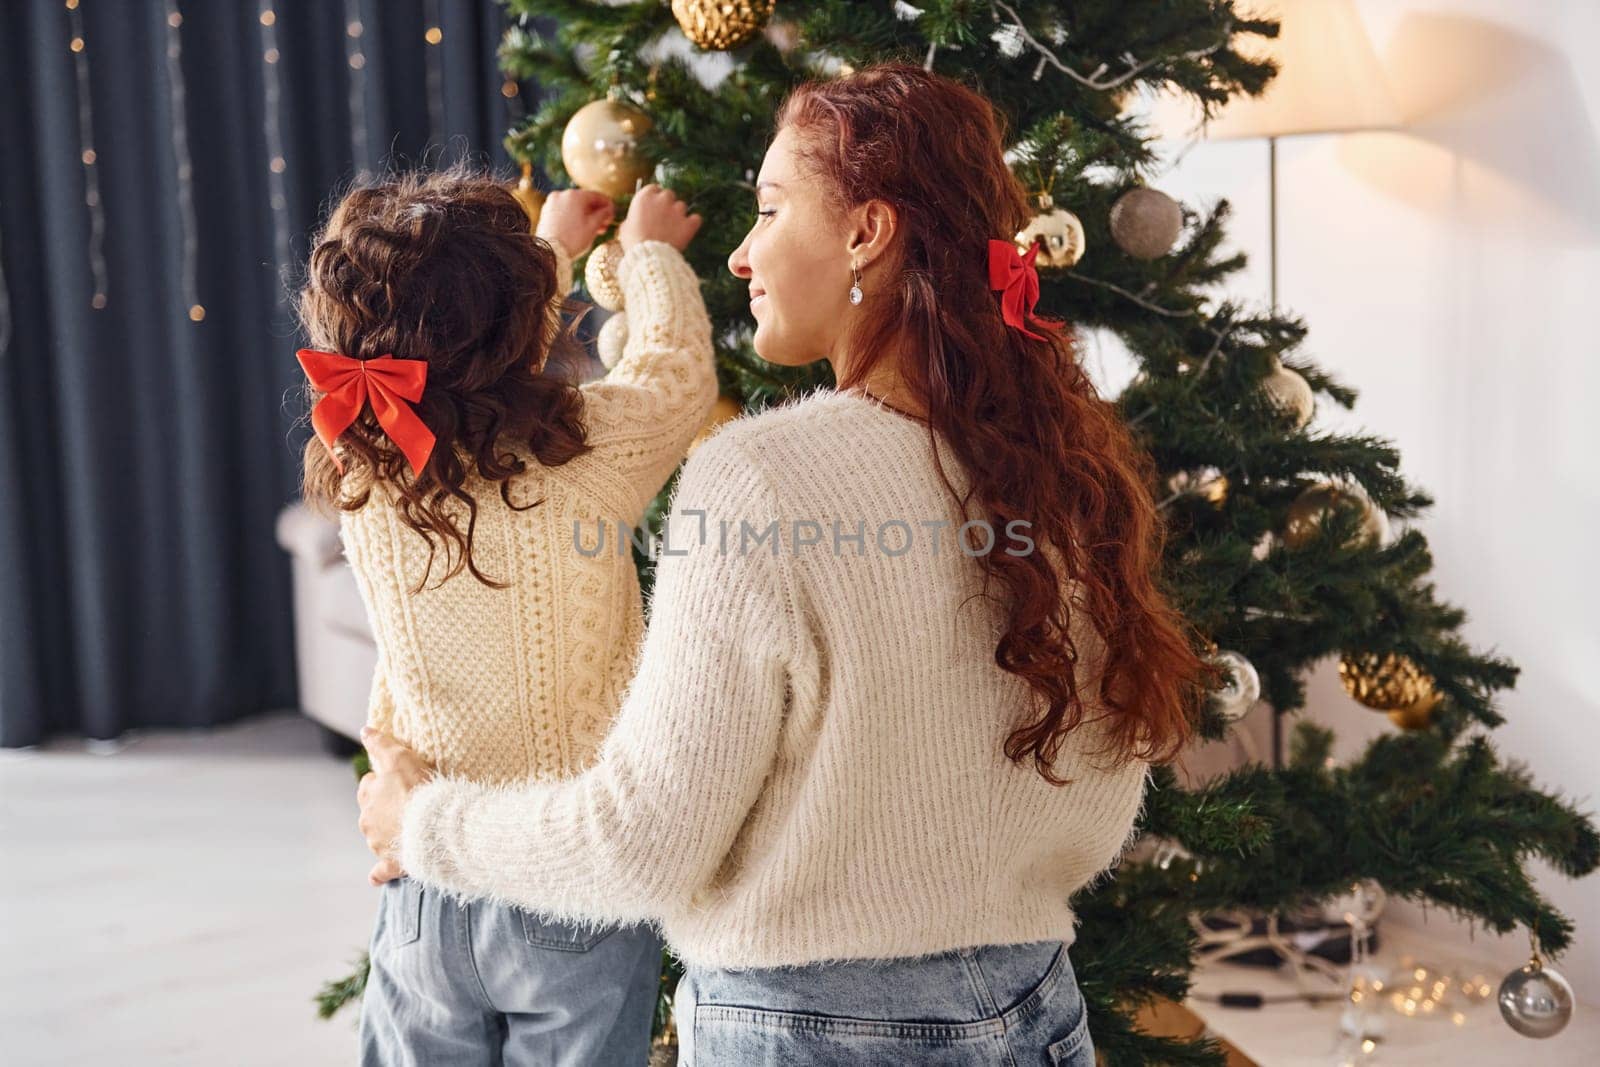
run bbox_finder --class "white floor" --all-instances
[5,713,1594,1066]
[0,713,373,1066]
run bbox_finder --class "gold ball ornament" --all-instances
[561,98,655,199]
[597,312,629,370]
[1285,482,1389,550]
[510,162,545,232]
[1014,192,1086,269]
[1109,187,1184,260]
[671,0,775,51]
[1385,702,1437,731]
[1338,652,1442,727]
[688,395,743,456]
[584,240,628,312]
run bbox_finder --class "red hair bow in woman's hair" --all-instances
[296,349,437,476]
[987,239,1056,342]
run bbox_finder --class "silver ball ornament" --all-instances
[1208,649,1260,722]
[1109,187,1183,259]
[1014,193,1086,269]
[1498,959,1574,1039]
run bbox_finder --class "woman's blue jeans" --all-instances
[675,939,1095,1066]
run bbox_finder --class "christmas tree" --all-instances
[320,2,1598,1061]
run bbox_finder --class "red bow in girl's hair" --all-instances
[987,239,1056,342]
[296,350,437,477]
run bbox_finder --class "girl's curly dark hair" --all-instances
[298,165,593,589]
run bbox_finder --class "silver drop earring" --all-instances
[849,262,863,306]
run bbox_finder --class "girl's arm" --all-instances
[534,194,597,349]
[396,434,800,923]
[578,240,718,517]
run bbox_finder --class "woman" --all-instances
[358,63,1205,1065]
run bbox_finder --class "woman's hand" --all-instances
[618,183,703,253]
[356,727,436,886]
[537,188,616,259]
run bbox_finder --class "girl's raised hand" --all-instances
[618,184,703,254]
[537,188,616,259]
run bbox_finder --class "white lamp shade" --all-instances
[1151,0,1400,141]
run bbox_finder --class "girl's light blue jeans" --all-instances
[358,876,663,1066]
[675,939,1095,1066]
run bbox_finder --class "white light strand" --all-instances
[990,1,1232,91]
[258,1,290,277]
[422,0,444,158]
[66,0,108,309]
[344,0,371,178]
[161,0,203,322]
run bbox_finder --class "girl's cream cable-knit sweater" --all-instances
[398,388,1152,969]
[339,231,716,786]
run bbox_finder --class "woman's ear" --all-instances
[847,198,897,264]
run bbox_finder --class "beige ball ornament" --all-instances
[1261,358,1316,430]
[1014,192,1086,269]
[671,0,775,51]
[584,240,628,312]
[561,98,655,199]
[596,312,629,371]
[1109,187,1183,259]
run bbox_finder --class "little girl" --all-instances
[296,167,712,1066]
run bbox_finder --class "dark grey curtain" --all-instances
[0,0,529,746]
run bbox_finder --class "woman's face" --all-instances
[727,126,858,367]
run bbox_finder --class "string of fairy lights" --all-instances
[66,0,109,310]
[344,0,372,179]
[47,3,478,320]
[422,0,445,152]
[161,0,204,322]
[259,1,291,279]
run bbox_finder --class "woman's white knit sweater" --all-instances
[399,387,1152,969]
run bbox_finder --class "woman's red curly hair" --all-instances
[778,63,1210,779]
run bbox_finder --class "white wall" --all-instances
[1100,0,1600,996]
